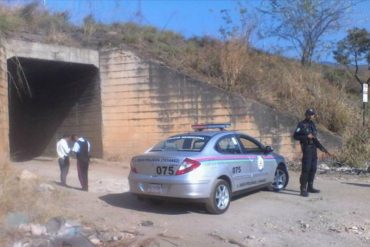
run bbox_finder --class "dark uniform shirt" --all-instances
[77,139,89,163]
[72,137,91,164]
[293,119,327,152]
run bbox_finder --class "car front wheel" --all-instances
[205,179,231,214]
[270,165,289,191]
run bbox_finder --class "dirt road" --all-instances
[13,158,370,247]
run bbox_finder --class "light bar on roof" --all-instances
[191,123,231,131]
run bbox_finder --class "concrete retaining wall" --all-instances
[3,40,102,160]
[0,42,8,156]
[100,48,340,161]
[6,40,99,67]
[0,40,341,162]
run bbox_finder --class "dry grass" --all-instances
[0,159,64,220]
[337,127,370,168]
[193,44,359,135]
[0,156,65,244]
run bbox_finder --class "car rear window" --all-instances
[151,135,210,152]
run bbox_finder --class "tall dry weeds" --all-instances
[0,156,64,225]
[220,40,249,89]
[337,127,370,168]
[211,44,358,135]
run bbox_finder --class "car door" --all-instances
[237,135,271,186]
[215,134,253,192]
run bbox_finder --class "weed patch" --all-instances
[0,156,64,244]
[337,127,370,168]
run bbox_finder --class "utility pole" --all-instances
[364,81,369,127]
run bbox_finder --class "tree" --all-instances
[333,28,370,86]
[261,0,354,65]
[334,27,370,126]
[219,2,257,44]
[218,2,257,88]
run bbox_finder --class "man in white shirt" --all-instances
[72,134,91,191]
[56,134,71,186]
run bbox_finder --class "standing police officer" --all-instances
[294,109,330,197]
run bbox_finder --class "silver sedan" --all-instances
[128,123,289,214]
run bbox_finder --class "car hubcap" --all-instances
[273,169,286,189]
[215,184,229,210]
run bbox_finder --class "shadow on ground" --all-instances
[277,188,301,197]
[99,188,300,215]
[99,192,208,215]
[342,182,370,188]
[53,181,84,191]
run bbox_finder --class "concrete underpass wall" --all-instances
[7,60,102,159]
[52,66,103,158]
[0,42,8,155]
[5,40,102,160]
[100,49,340,161]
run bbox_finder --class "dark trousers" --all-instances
[77,159,89,191]
[58,157,70,186]
[300,144,317,190]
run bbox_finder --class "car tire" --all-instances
[205,179,231,214]
[269,165,289,192]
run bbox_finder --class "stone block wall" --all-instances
[100,48,340,161]
[0,41,341,162]
[0,43,8,156]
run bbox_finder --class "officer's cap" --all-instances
[305,108,316,116]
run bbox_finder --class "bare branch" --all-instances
[261,0,354,65]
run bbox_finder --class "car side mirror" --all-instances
[264,146,273,153]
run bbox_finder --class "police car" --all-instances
[128,123,289,214]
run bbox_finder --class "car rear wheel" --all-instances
[269,165,289,191]
[205,179,231,214]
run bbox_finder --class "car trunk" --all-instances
[131,152,199,176]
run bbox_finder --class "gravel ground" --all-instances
[10,157,370,247]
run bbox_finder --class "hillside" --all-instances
[0,2,369,167]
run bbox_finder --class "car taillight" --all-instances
[130,160,138,173]
[176,158,201,175]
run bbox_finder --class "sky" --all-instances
[5,0,370,63]
[44,0,253,37]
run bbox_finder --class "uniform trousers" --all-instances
[300,144,317,189]
[58,156,70,186]
[77,159,89,191]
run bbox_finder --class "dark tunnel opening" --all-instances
[7,57,102,161]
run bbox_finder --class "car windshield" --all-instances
[151,135,210,152]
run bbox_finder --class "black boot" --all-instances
[308,183,320,193]
[300,185,309,197]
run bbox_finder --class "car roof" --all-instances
[168,123,256,140]
[171,130,240,138]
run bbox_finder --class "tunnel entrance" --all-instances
[7,57,102,161]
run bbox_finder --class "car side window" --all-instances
[239,136,263,153]
[216,136,241,154]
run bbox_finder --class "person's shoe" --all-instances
[308,184,320,193]
[308,187,320,193]
[300,190,309,197]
